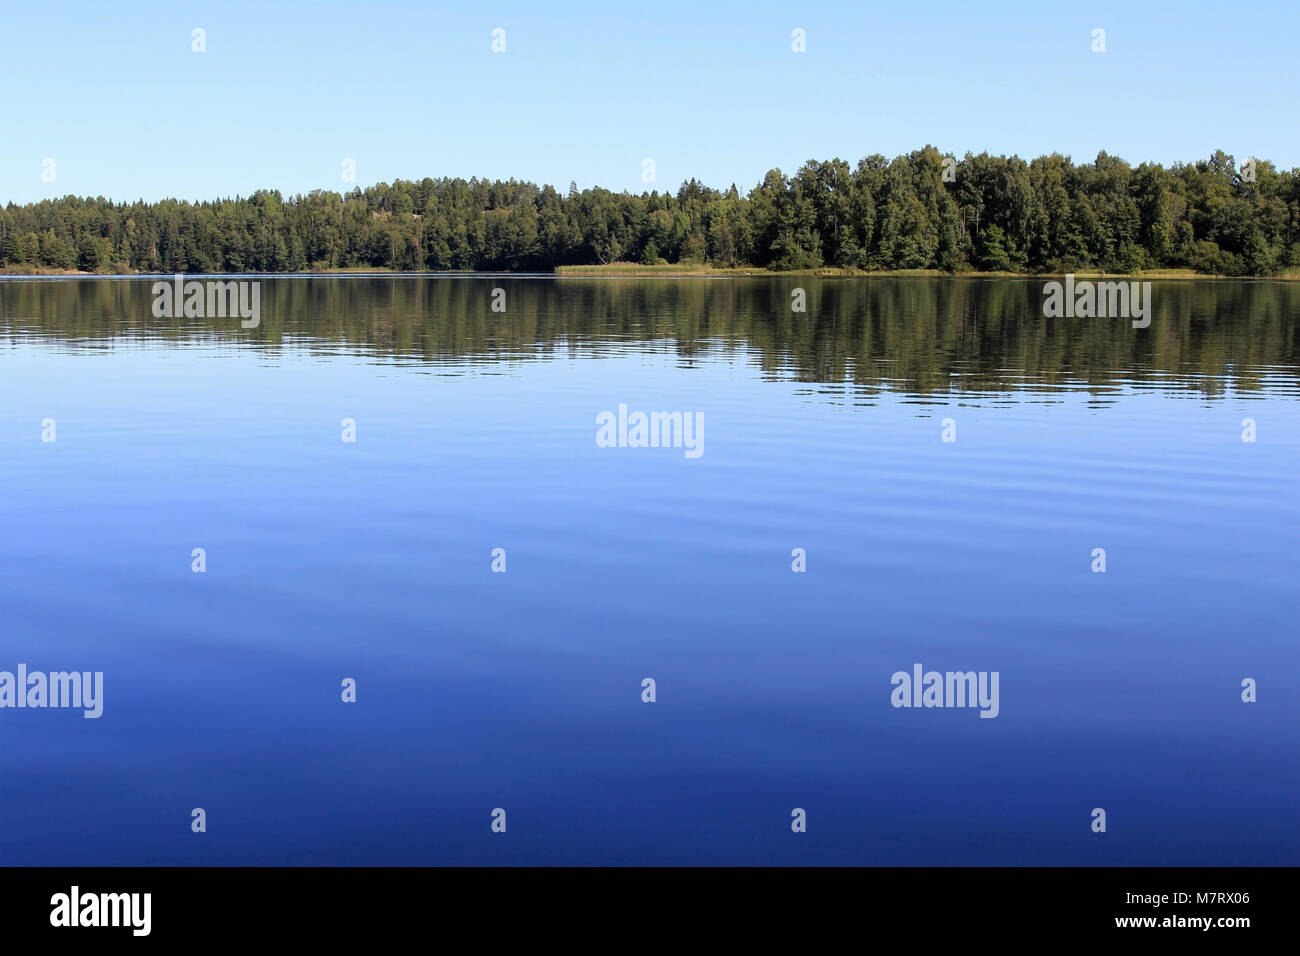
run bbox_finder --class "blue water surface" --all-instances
[0,276,1295,865]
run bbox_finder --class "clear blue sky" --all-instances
[2,0,1296,205]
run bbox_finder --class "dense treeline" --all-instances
[2,147,1297,275]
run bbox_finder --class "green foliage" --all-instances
[2,149,1297,275]
[978,225,1013,271]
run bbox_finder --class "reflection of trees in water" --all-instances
[2,277,1297,398]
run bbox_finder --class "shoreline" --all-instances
[555,265,1300,280]
[2,265,1298,281]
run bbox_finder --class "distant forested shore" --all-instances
[2,147,1296,277]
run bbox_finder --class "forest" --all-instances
[1,147,1295,276]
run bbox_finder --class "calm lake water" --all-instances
[1,276,1296,866]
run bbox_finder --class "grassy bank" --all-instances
[555,262,1300,280]
[6,262,1300,280]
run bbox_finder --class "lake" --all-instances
[0,275,1296,865]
